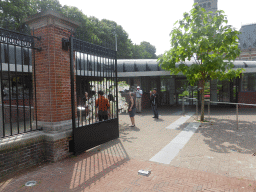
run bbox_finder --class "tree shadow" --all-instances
[67,139,130,191]
[0,139,130,191]
[195,108,256,155]
[118,122,139,143]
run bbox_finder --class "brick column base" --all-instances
[44,136,73,162]
[0,131,73,180]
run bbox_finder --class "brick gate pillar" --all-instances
[25,10,80,161]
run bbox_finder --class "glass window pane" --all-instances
[241,74,248,91]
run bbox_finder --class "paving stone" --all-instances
[1,107,256,191]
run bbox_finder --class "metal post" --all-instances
[80,108,82,124]
[196,99,198,121]
[115,30,117,52]
[182,96,185,116]
[0,74,2,138]
[70,35,76,154]
[236,104,238,130]
[208,101,210,120]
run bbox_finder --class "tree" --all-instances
[0,0,156,59]
[0,0,63,31]
[32,0,62,13]
[157,54,163,59]
[0,0,37,31]
[131,41,157,59]
[140,41,157,59]
[99,19,133,59]
[158,3,244,121]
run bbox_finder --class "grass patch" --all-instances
[196,120,209,123]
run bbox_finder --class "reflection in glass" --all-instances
[241,73,256,91]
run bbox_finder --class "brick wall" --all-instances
[2,98,32,123]
[44,137,73,162]
[236,48,256,61]
[0,134,73,180]
[0,139,45,179]
[3,98,30,106]
[3,106,32,123]
[33,25,77,123]
[238,92,256,108]
[0,10,79,182]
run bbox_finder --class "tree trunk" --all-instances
[200,80,205,121]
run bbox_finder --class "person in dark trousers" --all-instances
[95,90,110,121]
[128,92,136,127]
[150,88,159,119]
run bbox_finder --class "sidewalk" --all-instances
[1,106,256,191]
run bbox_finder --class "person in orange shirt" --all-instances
[95,90,110,121]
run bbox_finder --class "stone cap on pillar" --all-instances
[24,10,80,31]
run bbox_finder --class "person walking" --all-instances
[150,88,159,119]
[128,92,136,127]
[135,86,143,113]
[95,90,110,121]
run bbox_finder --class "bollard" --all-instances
[208,101,210,120]
[236,104,238,130]
[196,99,198,121]
[182,97,185,116]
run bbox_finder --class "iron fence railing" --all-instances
[207,101,256,130]
[0,27,41,138]
[182,97,199,120]
[182,96,256,130]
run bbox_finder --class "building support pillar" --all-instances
[169,77,175,105]
[210,79,218,105]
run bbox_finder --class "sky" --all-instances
[58,0,256,55]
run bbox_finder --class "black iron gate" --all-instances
[67,35,119,155]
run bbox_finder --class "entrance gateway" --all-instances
[63,33,119,155]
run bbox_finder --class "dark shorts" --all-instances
[98,110,108,121]
[128,108,136,117]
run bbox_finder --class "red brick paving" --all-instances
[1,148,256,192]
[1,107,256,191]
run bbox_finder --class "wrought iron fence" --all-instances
[72,37,118,127]
[0,27,41,138]
[207,101,256,130]
[182,96,256,130]
[66,31,119,154]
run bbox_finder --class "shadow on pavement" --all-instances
[119,105,185,117]
[195,108,256,155]
[0,139,130,192]
[119,122,139,143]
[68,139,130,191]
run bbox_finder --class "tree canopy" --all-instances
[0,0,157,59]
[158,3,244,121]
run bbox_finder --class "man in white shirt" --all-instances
[135,86,143,113]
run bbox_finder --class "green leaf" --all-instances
[159,3,244,121]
